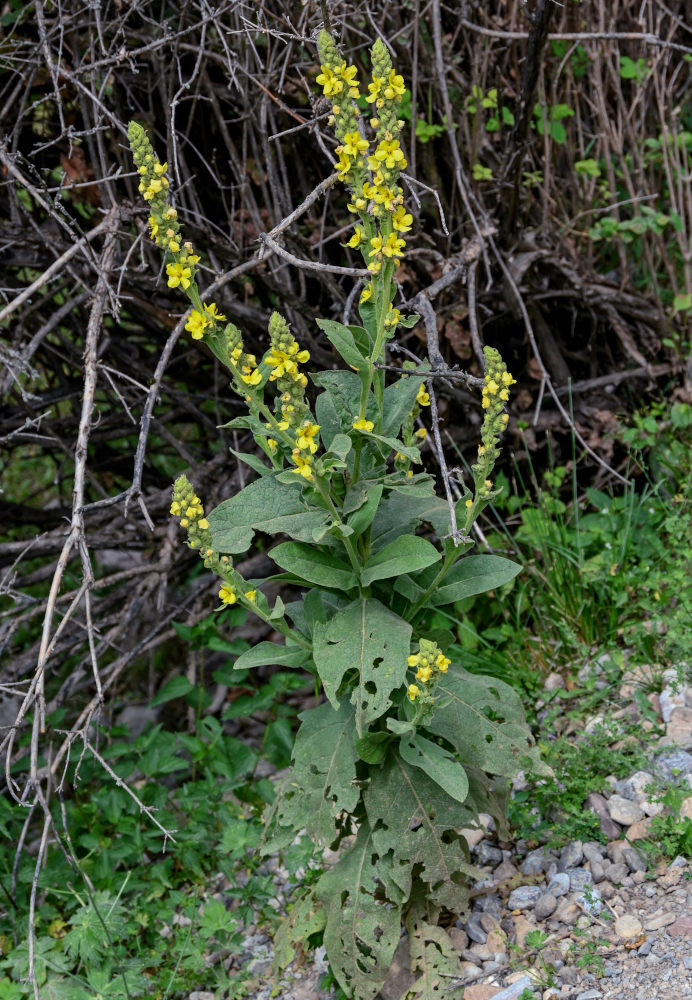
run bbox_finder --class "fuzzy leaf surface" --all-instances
[399,734,469,804]
[312,598,411,733]
[361,535,440,586]
[270,541,356,591]
[272,887,326,978]
[232,640,308,671]
[364,751,476,911]
[207,475,329,553]
[405,903,466,1000]
[370,491,448,551]
[264,699,359,850]
[381,372,429,438]
[428,668,551,778]
[425,554,521,605]
[315,824,401,1000]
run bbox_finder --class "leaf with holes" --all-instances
[364,750,477,912]
[261,699,359,851]
[428,668,552,778]
[404,902,466,1000]
[312,598,412,735]
[315,823,401,1000]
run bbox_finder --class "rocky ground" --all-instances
[189,664,692,1000]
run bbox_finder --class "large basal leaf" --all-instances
[364,751,477,912]
[361,535,440,586]
[312,598,412,734]
[272,887,326,979]
[270,541,357,591]
[428,667,552,778]
[263,700,360,850]
[315,823,401,1000]
[404,901,466,1000]
[207,474,330,553]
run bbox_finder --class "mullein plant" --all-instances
[128,31,548,1000]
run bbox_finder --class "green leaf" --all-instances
[428,668,551,778]
[405,905,467,1000]
[364,752,477,910]
[228,447,273,475]
[355,731,391,764]
[263,700,359,849]
[312,598,412,733]
[314,370,371,445]
[150,675,194,706]
[347,484,383,538]
[315,824,401,1000]
[233,640,308,671]
[366,431,421,461]
[316,318,368,370]
[381,372,429,438]
[361,535,440,586]
[325,433,352,461]
[370,490,445,551]
[399,734,469,804]
[270,541,356,590]
[420,554,521,606]
[272,888,326,977]
[207,474,330,552]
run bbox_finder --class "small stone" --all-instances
[459,961,483,980]
[598,882,616,900]
[560,966,579,985]
[553,899,579,925]
[488,976,533,999]
[667,915,692,936]
[576,990,603,1000]
[461,987,497,1000]
[582,842,605,864]
[606,795,645,825]
[467,944,493,962]
[680,796,692,822]
[632,871,645,885]
[654,750,692,778]
[459,826,485,849]
[626,817,653,840]
[638,939,653,955]
[567,868,593,892]
[658,725,692,747]
[508,885,543,910]
[544,671,564,691]
[188,994,215,1000]
[547,873,570,897]
[622,847,647,872]
[615,914,643,938]
[464,912,487,944]
[606,839,628,863]
[590,860,605,883]
[521,848,549,875]
[614,770,654,800]
[494,860,520,880]
[608,862,630,884]
[534,892,558,920]
[479,913,498,933]
[683,956,692,971]
[585,792,622,840]
[478,840,503,866]
[644,912,677,931]
[512,915,537,947]
[576,887,602,915]
[447,928,468,950]
[670,705,692,725]
[559,841,584,870]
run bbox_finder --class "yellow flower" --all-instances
[291,450,314,480]
[204,302,226,323]
[240,365,262,386]
[341,64,359,88]
[296,421,321,454]
[353,417,374,432]
[185,309,207,339]
[166,262,192,289]
[408,654,420,667]
[347,228,364,249]
[384,70,406,100]
[369,139,406,171]
[366,76,384,103]
[148,216,159,239]
[360,283,373,303]
[342,131,369,158]
[219,585,237,605]
[416,665,432,683]
[267,438,277,453]
[415,427,427,439]
[316,65,343,96]
[198,518,210,530]
[502,371,517,386]
[436,653,450,672]
[482,395,491,410]
[478,445,486,456]
[499,388,510,401]
[170,501,181,515]
[334,150,352,179]
[408,684,421,701]
[416,384,430,407]
[369,233,384,258]
[485,379,499,395]
[382,233,405,259]
[244,590,257,602]
[153,161,167,175]
[465,498,474,509]
[392,205,413,233]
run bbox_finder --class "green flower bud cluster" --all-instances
[266,312,311,433]
[170,474,212,551]
[127,122,201,293]
[463,346,516,531]
[394,378,430,476]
